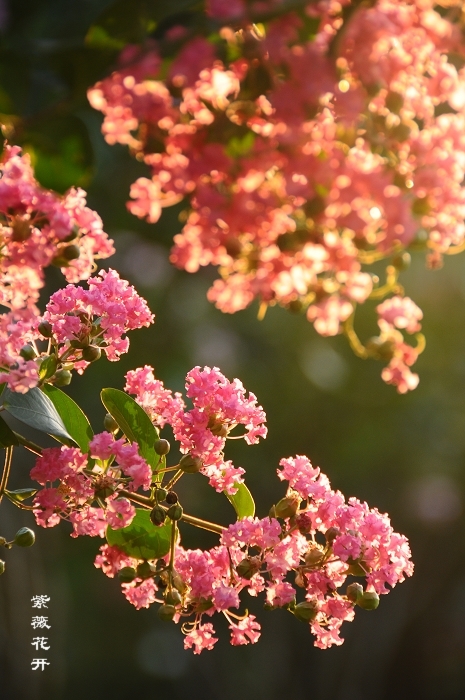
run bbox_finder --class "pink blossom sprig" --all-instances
[87,0,465,392]
[125,364,267,494]
[91,453,412,653]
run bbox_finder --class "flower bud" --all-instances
[165,491,178,505]
[295,512,313,534]
[94,484,115,500]
[82,345,101,363]
[150,505,166,527]
[14,527,35,547]
[292,601,318,623]
[136,561,156,579]
[0,536,6,547]
[19,345,36,361]
[38,321,53,338]
[118,566,137,583]
[0,560,4,575]
[165,589,182,606]
[11,218,32,242]
[61,244,80,261]
[158,604,176,621]
[155,488,168,503]
[103,413,119,434]
[70,338,89,349]
[236,556,261,580]
[274,495,300,519]
[304,546,324,566]
[385,90,403,114]
[167,504,183,521]
[154,439,170,456]
[357,591,379,610]
[53,369,72,387]
[346,582,364,603]
[179,454,202,474]
[325,527,340,544]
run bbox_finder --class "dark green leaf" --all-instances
[38,355,58,381]
[4,488,38,503]
[41,385,93,452]
[225,482,255,519]
[2,388,75,444]
[0,414,19,447]
[106,508,171,559]
[101,388,160,471]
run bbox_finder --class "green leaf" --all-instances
[41,385,93,452]
[106,508,171,560]
[225,482,255,519]
[0,414,19,447]
[2,387,75,444]
[4,488,38,503]
[100,388,160,471]
[38,355,58,381]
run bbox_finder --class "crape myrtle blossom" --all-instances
[25,365,412,652]
[88,0,465,392]
[125,364,267,493]
[0,269,154,394]
[90,452,412,653]
[0,144,115,393]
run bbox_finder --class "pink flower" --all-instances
[70,507,107,538]
[122,578,158,609]
[94,544,135,578]
[184,623,218,654]
[229,615,261,646]
[105,498,136,529]
[377,296,423,334]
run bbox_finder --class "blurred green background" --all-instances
[1,1,465,699]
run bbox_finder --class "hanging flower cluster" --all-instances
[88,0,465,392]
[0,144,118,393]
[25,366,412,653]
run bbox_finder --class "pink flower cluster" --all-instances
[93,452,412,653]
[0,144,114,392]
[30,435,153,532]
[42,268,154,362]
[88,0,465,392]
[125,365,267,493]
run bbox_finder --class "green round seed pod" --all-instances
[103,413,119,434]
[236,557,260,580]
[150,505,166,527]
[274,495,300,519]
[38,321,53,338]
[385,90,403,114]
[165,491,178,505]
[165,589,182,606]
[158,604,176,621]
[0,560,5,575]
[70,338,89,349]
[179,454,202,474]
[118,566,137,583]
[53,369,72,387]
[14,527,35,547]
[292,601,318,623]
[19,344,36,361]
[136,561,156,579]
[82,345,101,363]
[154,488,167,503]
[167,504,183,521]
[154,439,170,456]
[62,244,80,261]
[357,591,379,610]
[346,582,364,603]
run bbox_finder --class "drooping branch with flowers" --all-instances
[0,138,413,654]
[88,0,465,393]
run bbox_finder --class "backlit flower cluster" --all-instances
[0,269,154,393]
[28,366,413,653]
[125,364,267,493]
[88,0,465,392]
[0,143,115,392]
[94,452,413,653]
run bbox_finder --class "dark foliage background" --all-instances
[1,1,465,699]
